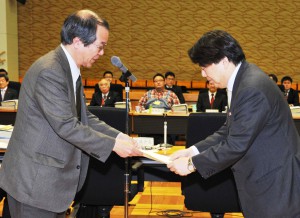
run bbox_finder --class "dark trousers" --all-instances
[7,194,65,218]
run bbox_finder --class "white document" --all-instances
[140,149,171,164]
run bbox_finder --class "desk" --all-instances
[0,108,17,125]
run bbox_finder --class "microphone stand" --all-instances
[120,74,131,218]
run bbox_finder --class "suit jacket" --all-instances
[165,85,185,104]
[95,83,123,101]
[191,61,300,217]
[89,91,122,107]
[284,88,299,106]
[0,88,18,103]
[196,91,227,112]
[0,46,120,213]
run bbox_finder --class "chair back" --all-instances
[183,113,241,213]
[75,107,132,205]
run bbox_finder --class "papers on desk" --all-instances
[291,106,300,114]
[0,126,13,149]
[0,125,13,131]
[140,149,171,164]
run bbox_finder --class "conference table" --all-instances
[2,108,300,135]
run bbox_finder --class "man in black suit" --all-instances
[196,80,227,112]
[281,75,299,106]
[90,78,122,107]
[168,30,300,217]
[0,69,21,98]
[94,71,123,101]
[164,71,185,104]
[0,74,18,105]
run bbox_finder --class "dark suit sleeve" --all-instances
[175,86,185,104]
[292,89,299,106]
[90,93,97,106]
[196,92,205,112]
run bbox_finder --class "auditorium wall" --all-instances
[17,0,300,83]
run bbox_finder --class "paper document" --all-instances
[140,149,171,164]
[0,125,13,131]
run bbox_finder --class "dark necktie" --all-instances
[210,93,215,108]
[101,94,107,106]
[76,75,82,121]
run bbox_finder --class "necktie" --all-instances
[284,90,288,100]
[102,94,107,106]
[210,93,215,108]
[0,89,3,102]
[76,75,82,121]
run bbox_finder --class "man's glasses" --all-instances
[154,79,164,83]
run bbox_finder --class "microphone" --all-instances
[111,56,137,82]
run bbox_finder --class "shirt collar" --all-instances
[60,44,80,93]
[227,62,242,92]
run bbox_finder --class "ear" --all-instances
[73,37,83,49]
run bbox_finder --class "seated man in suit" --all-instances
[0,74,18,105]
[281,75,299,106]
[94,71,123,101]
[164,71,185,104]
[0,69,21,98]
[196,80,227,112]
[138,73,180,111]
[90,78,122,107]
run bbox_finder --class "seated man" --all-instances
[0,74,18,105]
[90,78,122,107]
[0,69,21,98]
[197,80,227,112]
[281,75,299,106]
[138,73,180,111]
[95,71,123,101]
[164,71,185,104]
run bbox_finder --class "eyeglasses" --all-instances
[92,42,106,53]
[154,79,164,83]
[166,77,175,81]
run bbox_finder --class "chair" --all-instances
[74,106,143,218]
[182,113,241,218]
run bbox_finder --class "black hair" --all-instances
[268,73,278,83]
[0,69,8,75]
[153,73,165,81]
[61,10,109,46]
[281,76,293,84]
[165,71,175,78]
[103,71,113,77]
[188,30,245,67]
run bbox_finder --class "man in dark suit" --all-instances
[0,9,142,218]
[0,69,21,98]
[90,78,122,107]
[196,80,227,112]
[94,71,123,101]
[281,75,299,106]
[164,71,185,104]
[0,74,18,105]
[168,30,300,217]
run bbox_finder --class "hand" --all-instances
[167,157,192,176]
[169,147,195,161]
[113,137,143,157]
[116,132,141,149]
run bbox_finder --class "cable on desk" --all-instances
[156,209,193,217]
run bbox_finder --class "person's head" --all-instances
[61,9,110,68]
[281,76,293,90]
[0,69,8,75]
[165,71,176,87]
[0,74,9,89]
[98,78,110,94]
[269,73,278,83]
[207,80,217,93]
[103,71,113,83]
[153,73,165,91]
[188,30,245,88]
